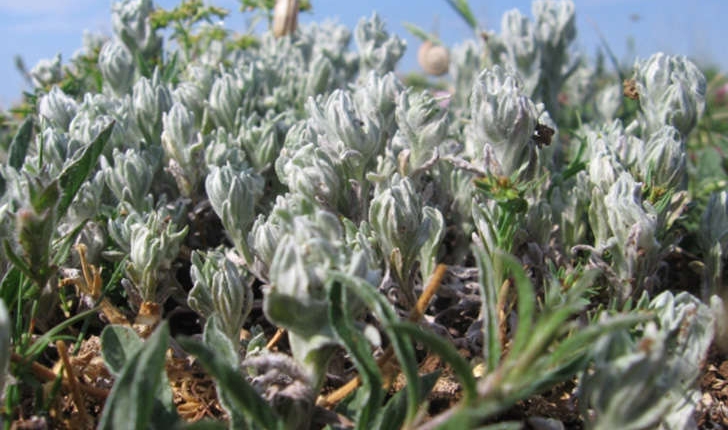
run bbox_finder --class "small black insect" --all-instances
[533,123,555,147]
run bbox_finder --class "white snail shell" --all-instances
[417,40,450,76]
[272,0,299,38]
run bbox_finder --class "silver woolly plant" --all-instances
[122,210,188,306]
[586,172,661,301]
[699,191,728,301]
[632,53,706,137]
[161,102,205,197]
[264,208,381,391]
[579,291,713,430]
[203,128,249,170]
[483,0,578,115]
[392,89,450,177]
[466,66,540,182]
[98,39,136,96]
[207,72,243,133]
[354,13,406,77]
[132,71,173,147]
[103,148,158,212]
[38,87,78,131]
[353,72,404,144]
[237,111,289,172]
[205,164,264,266]
[189,248,253,343]
[306,89,382,182]
[369,174,444,307]
[111,0,162,60]
[29,53,62,88]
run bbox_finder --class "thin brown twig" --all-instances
[56,340,89,424]
[11,352,109,400]
[266,327,286,350]
[318,264,448,407]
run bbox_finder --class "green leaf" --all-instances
[328,280,384,429]
[402,23,441,44]
[201,316,247,428]
[23,307,99,359]
[444,0,478,30]
[474,244,502,371]
[98,322,178,430]
[100,325,143,376]
[504,254,536,357]
[0,267,23,310]
[50,219,88,267]
[373,371,441,430]
[327,271,421,423]
[2,241,34,282]
[391,321,477,402]
[56,120,114,217]
[178,335,283,430]
[8,117,33,170]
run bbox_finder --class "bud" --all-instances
[206,165,263,263]
[354,13,406,76]
[369,174,444,305]
[189,249,253,342]
[634,53,706,136]
[207,73,242,132]
[467,66,539,180]
[111,0,162,58]
[132,72,173,146]
[394,90,449,173]
[98,40,136,96]
[30,54,62,88]
[162,102,204,196]
[104,148,155,211]
[38,86,78,131]
[642,126,686,191]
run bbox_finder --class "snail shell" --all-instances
[417,40,450,76]
[272,0,299,38]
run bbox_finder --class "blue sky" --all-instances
[0,0,725,108]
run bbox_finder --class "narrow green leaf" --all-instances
[402,23,442,44]
[391,321,477,402]
[327,271,421,423]
[373,371,441,430]
[0,267,23,310]
[548,313,651,364]
[444,0,478,30]
[178,336,282,430]
[328,280,384,429]
[201,316,247,429]
[56,120,114,217]
[100,325,143,376]
[504,255,536,357]
[8,117,33,169]
[98,322,172,430]
[23,306,99,359]
[162,51,180,83]
[50,219,88,267]
[475,244,502,371]
[2,241,34,282]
